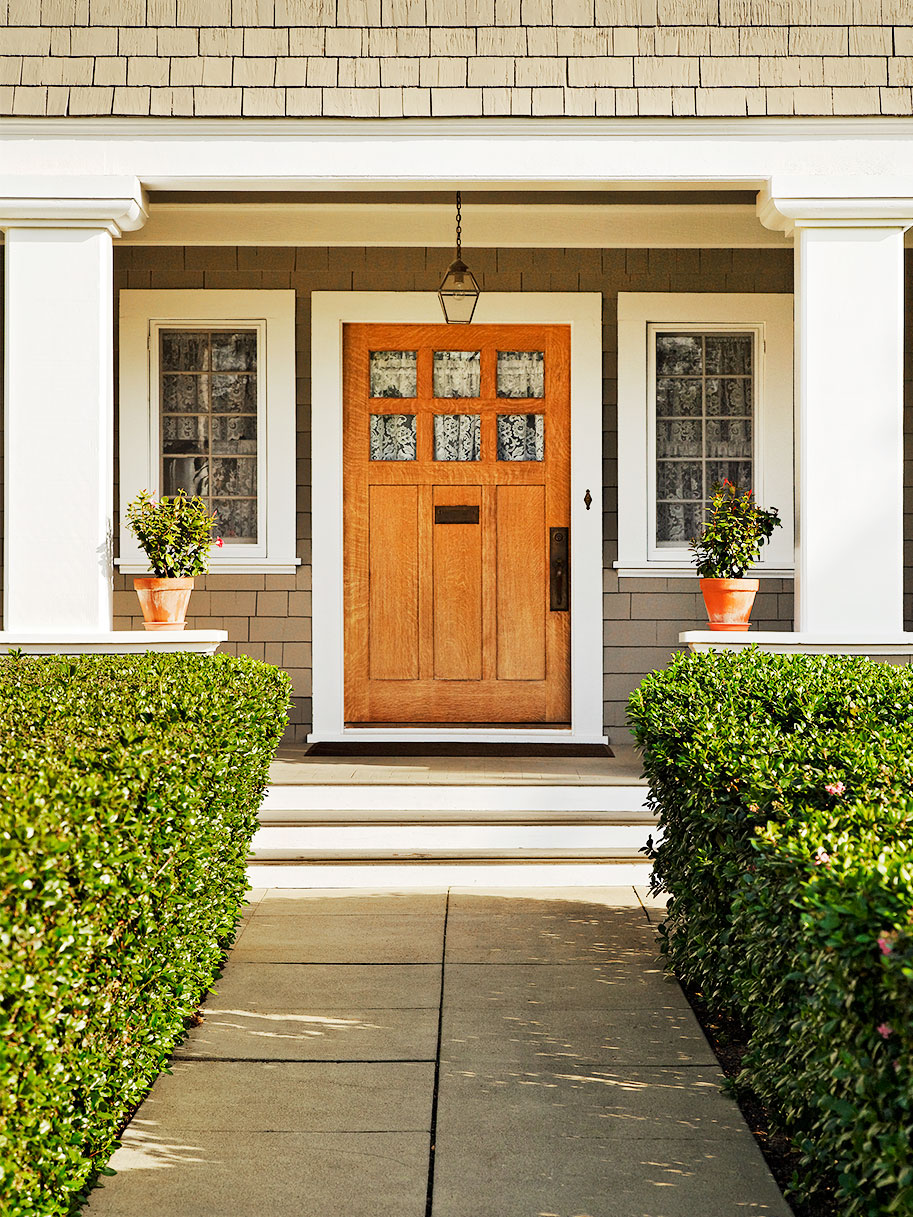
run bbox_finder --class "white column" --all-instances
[1,179,147,632]
[759,182,913,636]
[795,224,906,634]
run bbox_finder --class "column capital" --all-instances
[0,174,148,236]
[758,176,913,235]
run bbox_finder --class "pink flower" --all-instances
[877,1023,894,1039]
[878,935,895,955]
[813,847,831,866]
[825,781,846,797]
[215,537,224,548]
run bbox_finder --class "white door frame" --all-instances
[309,291,606,744]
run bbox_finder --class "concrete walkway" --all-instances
[85,887,791,1217]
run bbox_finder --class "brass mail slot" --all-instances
[434,505,480,524]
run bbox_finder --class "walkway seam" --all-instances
[424,889,450,1217]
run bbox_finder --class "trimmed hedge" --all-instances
[629,650,913,1216]
[0,653,290,1216]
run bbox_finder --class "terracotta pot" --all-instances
[699,577,759,632]
[133,577,195,631]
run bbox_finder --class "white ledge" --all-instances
[680,631,913,656]
[116,562,301,575]
[0,631,227,655]
[615,565,793,579]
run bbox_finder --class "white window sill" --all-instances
[116,559,302,575]
[614,564,795,579]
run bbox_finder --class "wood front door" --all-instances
[343,323,571,725]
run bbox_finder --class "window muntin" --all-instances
[652,330,755,548]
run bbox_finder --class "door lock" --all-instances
[549,528,570,612]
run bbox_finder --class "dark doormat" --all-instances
[304,742,614,758]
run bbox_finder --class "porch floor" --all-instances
[269,742,646,786]
[84,886,791,1217]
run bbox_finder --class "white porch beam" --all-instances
[5,118,913,194]
[759,181,913,636]
[1,179,147,632]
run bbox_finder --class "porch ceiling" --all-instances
[121,197,788,248]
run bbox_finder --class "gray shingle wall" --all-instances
[1,2,912,116]
[110,243,800,743]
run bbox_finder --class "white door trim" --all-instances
[310,291,606,744]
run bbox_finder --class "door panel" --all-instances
[368,484,419,681]
[344,323,570,725]
[433,484,483,681]
[496,484,546,681]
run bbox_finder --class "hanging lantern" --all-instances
[438,191,480,324]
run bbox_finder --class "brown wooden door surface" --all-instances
[343,323,570,724]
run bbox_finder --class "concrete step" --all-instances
[246,859,656,889]
[252,783,657,865]
[260,783,651,816]
[251,822,654,861]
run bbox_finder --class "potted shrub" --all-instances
[690,480,781,631]
[125,489,222,631]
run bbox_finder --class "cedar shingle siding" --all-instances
[1,1,912,117]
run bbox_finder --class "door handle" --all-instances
[549,528,569,611]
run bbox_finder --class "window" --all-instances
[653,330,754,546]
[118,291,297,573]
[616,294,794,576]
[160,328,259,542]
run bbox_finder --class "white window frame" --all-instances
[616,293,794,577]
[117,290,298,574]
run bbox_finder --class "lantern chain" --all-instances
[455,191,462,261]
